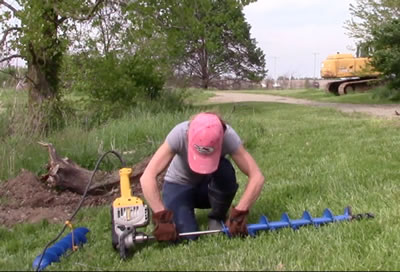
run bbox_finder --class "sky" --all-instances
[243,0,357,79]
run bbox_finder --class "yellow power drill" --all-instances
[111,168,150,259]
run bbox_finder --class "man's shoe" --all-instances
[208,218,223,230]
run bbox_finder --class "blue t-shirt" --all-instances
[164,121,242,185]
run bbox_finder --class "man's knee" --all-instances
[162,182,199,234]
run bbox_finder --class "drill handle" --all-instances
[119,168,133,198]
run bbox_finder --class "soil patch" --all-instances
[0,143,162,228]
[0,170,121,227]
[0,166,160,228]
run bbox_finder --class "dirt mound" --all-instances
[0,169,120,227]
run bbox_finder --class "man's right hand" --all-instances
[152,210,178,241]
[226,206,249,237]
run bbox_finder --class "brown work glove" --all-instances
[152,209,178,242]
[225,206,249,237]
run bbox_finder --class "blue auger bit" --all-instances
[32,227,90,271]
[222,206,374,237]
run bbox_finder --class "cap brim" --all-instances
[188,145,221,174]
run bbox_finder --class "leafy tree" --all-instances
[138,0,266,89]
[0,0,105,102]
[0,0,104,132]
[345,0,400,96]
[69,52,165,103]
[345,0,400,44]
[371,19,400,90]
[62,1,171,108]
[67,1,129,57]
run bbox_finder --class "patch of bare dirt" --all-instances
[0,140,167,228]
[0,170,120,227]
[209,91,400,119]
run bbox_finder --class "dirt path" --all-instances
[208,91,400,119]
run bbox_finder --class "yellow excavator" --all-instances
[320,46,381,95]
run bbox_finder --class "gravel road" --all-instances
[208,91,400,120]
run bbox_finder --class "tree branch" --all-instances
[53,0,105,21]
[24,74,39,89]
[0,0,18,14]
[0,54,23,63]
[57,16,68,25]
[0,27,21,47]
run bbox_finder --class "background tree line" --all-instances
[2,0,400,135]
[346,0,400,98]
[0,0,266,133]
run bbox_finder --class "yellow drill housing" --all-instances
[112,168,143,208]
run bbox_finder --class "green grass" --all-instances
[183,88,216,105]
[240,88,399,104]
[0,88,26,104]
[1,91,400,270]
[0,88,198,180]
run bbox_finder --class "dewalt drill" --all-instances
[111,168,150,259]
[111,167,223,259]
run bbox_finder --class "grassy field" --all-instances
[1,88,400,270]
[240,88,399,104]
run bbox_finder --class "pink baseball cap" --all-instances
[188,113,224,174]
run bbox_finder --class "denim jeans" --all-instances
[162,158,237,237]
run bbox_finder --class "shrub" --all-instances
[372,85,400,101]
[66,52,165,104]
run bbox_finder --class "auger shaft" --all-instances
[127,229,222,245]
[129,206,374,244]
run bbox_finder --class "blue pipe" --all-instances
[32,227,90,271]
[222,207,352,237]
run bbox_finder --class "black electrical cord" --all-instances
[35,150,126,272]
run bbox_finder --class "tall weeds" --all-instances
[0,87,194,181]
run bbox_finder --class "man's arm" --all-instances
[140,141,175,213]
[231,144,265,211]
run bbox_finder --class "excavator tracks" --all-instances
[325,77,382,95]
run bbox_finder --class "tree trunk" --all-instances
[23,5,64,134]
[200,39,209,89]
[202,77,209,89]
[27,63,56,105]
[25,62,59,135]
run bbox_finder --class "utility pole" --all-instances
[272,56,278,80]
[313,52,319,80]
